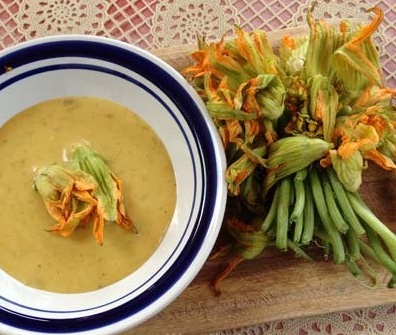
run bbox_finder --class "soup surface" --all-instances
[0,97,176,293]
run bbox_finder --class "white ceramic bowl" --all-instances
[0,35,227,335]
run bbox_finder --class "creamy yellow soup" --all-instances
[0,97,176,293]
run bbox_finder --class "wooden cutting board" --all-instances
[128,29,396,334]
[128,165,396,335]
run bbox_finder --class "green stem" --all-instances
[314,229,332,260]
[261,186,281,232]
[359,239,378,261]
[301,179,315,245]
[364,222,396,276]
[345,257,361,277]
[321,171,349,234]
[347,191,396,262]
[309,167,345,264]
[348,242,379,286]
[287,239,313,261]
[290,169,307,223]
[293,212,304,244]
[276,177,292,251]
[388,276,396,288]
[345,227,361,262]
[326,167,365,236]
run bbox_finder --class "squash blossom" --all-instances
[210,216,268,296]
[324,104,396,191]
[185,5,396,294]
[34,165,98,237]
[315,7,396,191]
[280,6,395,191]
[34,143,136,245]
[184,27,286,201]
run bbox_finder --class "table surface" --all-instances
[1,1,395,334]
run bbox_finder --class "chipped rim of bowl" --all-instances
[0,35,227,335]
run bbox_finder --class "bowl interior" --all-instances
[0,36,226,335]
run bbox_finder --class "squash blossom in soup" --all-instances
[33,143,137,245]
[0,96,175,293]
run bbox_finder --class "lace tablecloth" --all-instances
[1,1,395,334]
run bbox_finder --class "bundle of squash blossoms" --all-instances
[183,5,396,295]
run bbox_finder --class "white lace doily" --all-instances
[16,0,109,37]
[0,1,395,334]
[212,304,396,335]
[0,0,395,85]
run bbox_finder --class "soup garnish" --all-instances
[34,142,136,245]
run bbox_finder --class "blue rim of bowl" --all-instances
[0,36,226,333]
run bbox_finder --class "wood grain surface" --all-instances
[127,165,396,335]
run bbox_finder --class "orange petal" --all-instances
[338,123,380,159]
[319,151,334,168]
[244,119,261,143]
[227,119,243,143]
[113,177,137,233]
[363,149,396,170]
[281,35,296,50]
[211,256,244,296]
[92,213,104,246]
[349,7,383,45]
[354,86,396,107]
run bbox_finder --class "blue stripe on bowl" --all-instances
[0,38,221,333]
